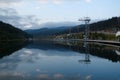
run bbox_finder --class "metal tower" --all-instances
[78,41,91,64]
[78,17,91,41]
[78,17,91,64]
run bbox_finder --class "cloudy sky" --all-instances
[0,0,120,30]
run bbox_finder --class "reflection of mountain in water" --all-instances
[1,41,120,62]
[56,41,120,62]
[0,41,29,59]
[26,41,68,51]
[26,41,78,56]
[89,44,120,62]
[27,41,120,62]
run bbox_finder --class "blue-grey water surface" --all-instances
[0,41,120,80]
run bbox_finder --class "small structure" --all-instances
[116,31,120,37]
[116,31,120,41]
[78,17,91,41]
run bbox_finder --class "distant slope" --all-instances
[56,17,120,34]
[90,17,120,32]
[25,17,120,37]
[25,26,72,36]
[0,21,30,41]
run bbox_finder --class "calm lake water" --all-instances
[0,41,120,80]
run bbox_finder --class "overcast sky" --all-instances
[0,0,120,30]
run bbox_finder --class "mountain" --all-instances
[25,17,120,38]
[25,26,73,36]
[0,21,30,41]
[56,17,120,34]
[90,17,120,32]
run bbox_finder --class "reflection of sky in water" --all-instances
[0,45,120,80]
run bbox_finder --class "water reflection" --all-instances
[27,41,120,62]
[0,41,28,59]
[79,42,91,64]
[54,41,120,62]
[0,41,120,80]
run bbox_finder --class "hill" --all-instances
[25,26,72,36]
[53,17,120,41]
[25,17,120,37]
[57,17,120,34]
[0,21,30,41]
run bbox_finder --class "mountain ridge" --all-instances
[0,21,30,41]
[25,17,120,37]
[25,26,74,36]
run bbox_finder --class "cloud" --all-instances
[37,0,48,4]
[37,0,92,4]
[37,74,49,79]
[0,0,22,3]
[0,71,25,79]
[53,0,62,4]
[37,0,62,4]
[24,50,33,55]
[0,0,23,7]
[85,0,92,3]
[0,7,80,30]
[0,7,90,30]
[0,8,18,16]
[0,0,92,7]
[0,8,23,29]
[0,8,41,30]
[85,75,92,80]
[0,0,93,30]
[53,73,64,79]
[34,21,80,29]
[37,73,64,80]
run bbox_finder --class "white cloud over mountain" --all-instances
[0,8,41,30]
[0,0,92,6]
[0,0,100,30]
[37,0,92,4]
[0,8,81,30]
[0,0,23,7]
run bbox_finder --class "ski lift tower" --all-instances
[78,17,91,41]
[78,17,91,64]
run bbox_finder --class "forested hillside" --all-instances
[56,17,120,35]
[53,17,120,41]
[0,21,30,41]
[90,17,120,32]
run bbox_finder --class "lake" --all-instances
[0,41,120,80]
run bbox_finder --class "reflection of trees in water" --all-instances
[55,41,120,62]
[0,41,29,75]
[90,45,120,62]
[26,41,120,62]
[0,41,29,59]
